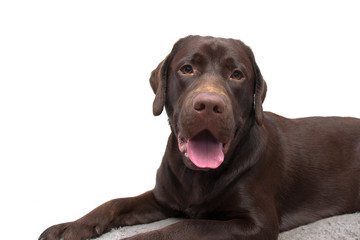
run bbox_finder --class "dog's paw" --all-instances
[39,221,103,240]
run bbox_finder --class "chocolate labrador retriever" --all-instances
[40,35,360,240]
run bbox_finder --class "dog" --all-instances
[40,35,360,240]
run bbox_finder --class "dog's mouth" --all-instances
[178,130,232,169]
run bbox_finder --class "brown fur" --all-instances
[40,36,360,240]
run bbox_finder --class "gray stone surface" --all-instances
[94,213,360,240]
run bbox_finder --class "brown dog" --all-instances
[40,36,360,240]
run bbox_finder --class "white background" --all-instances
[1,1,359,239]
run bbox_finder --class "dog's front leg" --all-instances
[39,191,168,240]
[123,218,279,240]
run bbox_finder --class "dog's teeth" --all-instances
[185,152,189,158]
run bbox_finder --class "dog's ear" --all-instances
[150,59,168,116]
[240,42,267,125]
[150,36,193,116]
[253,62,267,125]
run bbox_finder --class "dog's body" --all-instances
[40,36,360,240]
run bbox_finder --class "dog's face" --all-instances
[150,36,267,170]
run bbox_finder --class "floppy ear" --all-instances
[253,62,267,125]
[149,36,193,116]
[150,59,168,116]
[241,43,267,125]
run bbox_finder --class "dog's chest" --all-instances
[184,204,211,219]
[179,186,224,219]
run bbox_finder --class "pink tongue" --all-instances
[187,131,224,169]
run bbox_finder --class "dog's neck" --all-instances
[153,120,266,210]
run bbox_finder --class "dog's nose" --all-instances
[193,93,225,114]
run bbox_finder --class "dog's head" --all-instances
[150,36,267,170]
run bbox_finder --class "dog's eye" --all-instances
[180,65,194,75]
[230,70,244,81]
